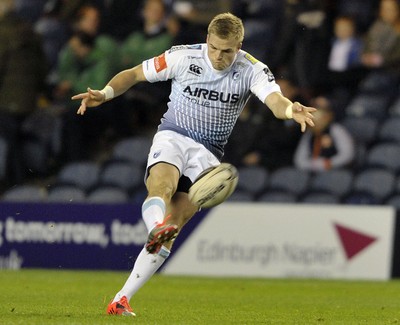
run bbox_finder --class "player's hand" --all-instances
[71,87,105,115]
[292,102,317,132]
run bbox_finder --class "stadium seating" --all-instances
[236,166,269,197]
[98,161,143,192]
[377,118,400,143]
[47,185,86,203]
[2,185,47,202]
[345,93,391,120]
[257,190,297,203]
[342,116,378,145]
[308,169,353,198]
[227,190,255,202]
[388,95,400,116]
[365,142,400,172]
[111,136,153,167]
[56,161,101,191]
[268,167,310,197]
[351,168,396,202]
[300,192,340,204]
[87,186,129,203]
[385,194,400,209]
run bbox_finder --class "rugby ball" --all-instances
[188,163,239,208]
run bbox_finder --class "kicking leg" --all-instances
[143,162,181,253]
[107,191,198,315]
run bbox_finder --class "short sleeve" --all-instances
[142,48,182,83]
[250,62,281,103]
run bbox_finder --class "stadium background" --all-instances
[0,0,400,279]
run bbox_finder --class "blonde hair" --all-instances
[208,13,244,42]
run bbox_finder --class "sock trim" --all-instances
[158,246,170,259]
[142,196,166,215]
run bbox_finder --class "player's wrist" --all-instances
[285,104,293,119]
[100,85,114,101]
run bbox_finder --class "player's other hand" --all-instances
[71,87,105,115]
[292,102,317,132]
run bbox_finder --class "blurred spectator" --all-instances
[323,15,365,113]
[223,98,270,168]
[55,31,115,99]
[361,0,400,75]
[232,0,283,62]
[70,4,118,69]
[100,0,145,41]
[119,0,173,69]
[0,0,47,184]
[328,16,362,77]
[54,4,118,99]
[271,0,333,97]
[115,0,174,136]
[294,96,355,172]
[13,0,47,23]
[171,0,232,44]
[336,0,379,34]
[34,0,69,71]
[223,94,302,170]
[55,30,116,161]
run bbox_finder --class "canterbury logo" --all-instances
[189,64,202,75]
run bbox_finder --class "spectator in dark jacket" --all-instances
[0,0,47,184]
[294,96,355,172]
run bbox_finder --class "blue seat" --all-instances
[366,142,400,172]
[309,169,353,198]
[47,185,86,203]
[342,116,378,145]
[257,190,297,203]
[2,185,47,202]
[300,192,340,204]
[87,186,129,203]
[99,161,143,191]
[236,166,269,195]
[112,136,152,166]
[57,161,100,191]
[385,194,400,209]
[388,95,400,116]
[269,167,310,196]
[352,168,395,201]
[378,118,400,143]
[227,190,254,202]
[345,94,390,120]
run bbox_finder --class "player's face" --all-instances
[206,33,241,71]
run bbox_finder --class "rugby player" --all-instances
[72,12,316,316]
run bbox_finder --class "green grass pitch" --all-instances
[0,269,399,324]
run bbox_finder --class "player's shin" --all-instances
[112,245,171,303]
[142,196,166,232]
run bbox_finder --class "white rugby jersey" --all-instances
[142,44,281,160]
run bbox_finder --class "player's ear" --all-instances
[206,34,209,43]
[237,42,242,51]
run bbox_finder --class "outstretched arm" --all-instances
[71,64,147,115]
[265,92,316,132]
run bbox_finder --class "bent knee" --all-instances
[147,164,179,198]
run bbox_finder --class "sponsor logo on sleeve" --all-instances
[244,53,259,64]
[154,53,167,72]
[263,67,275,82]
